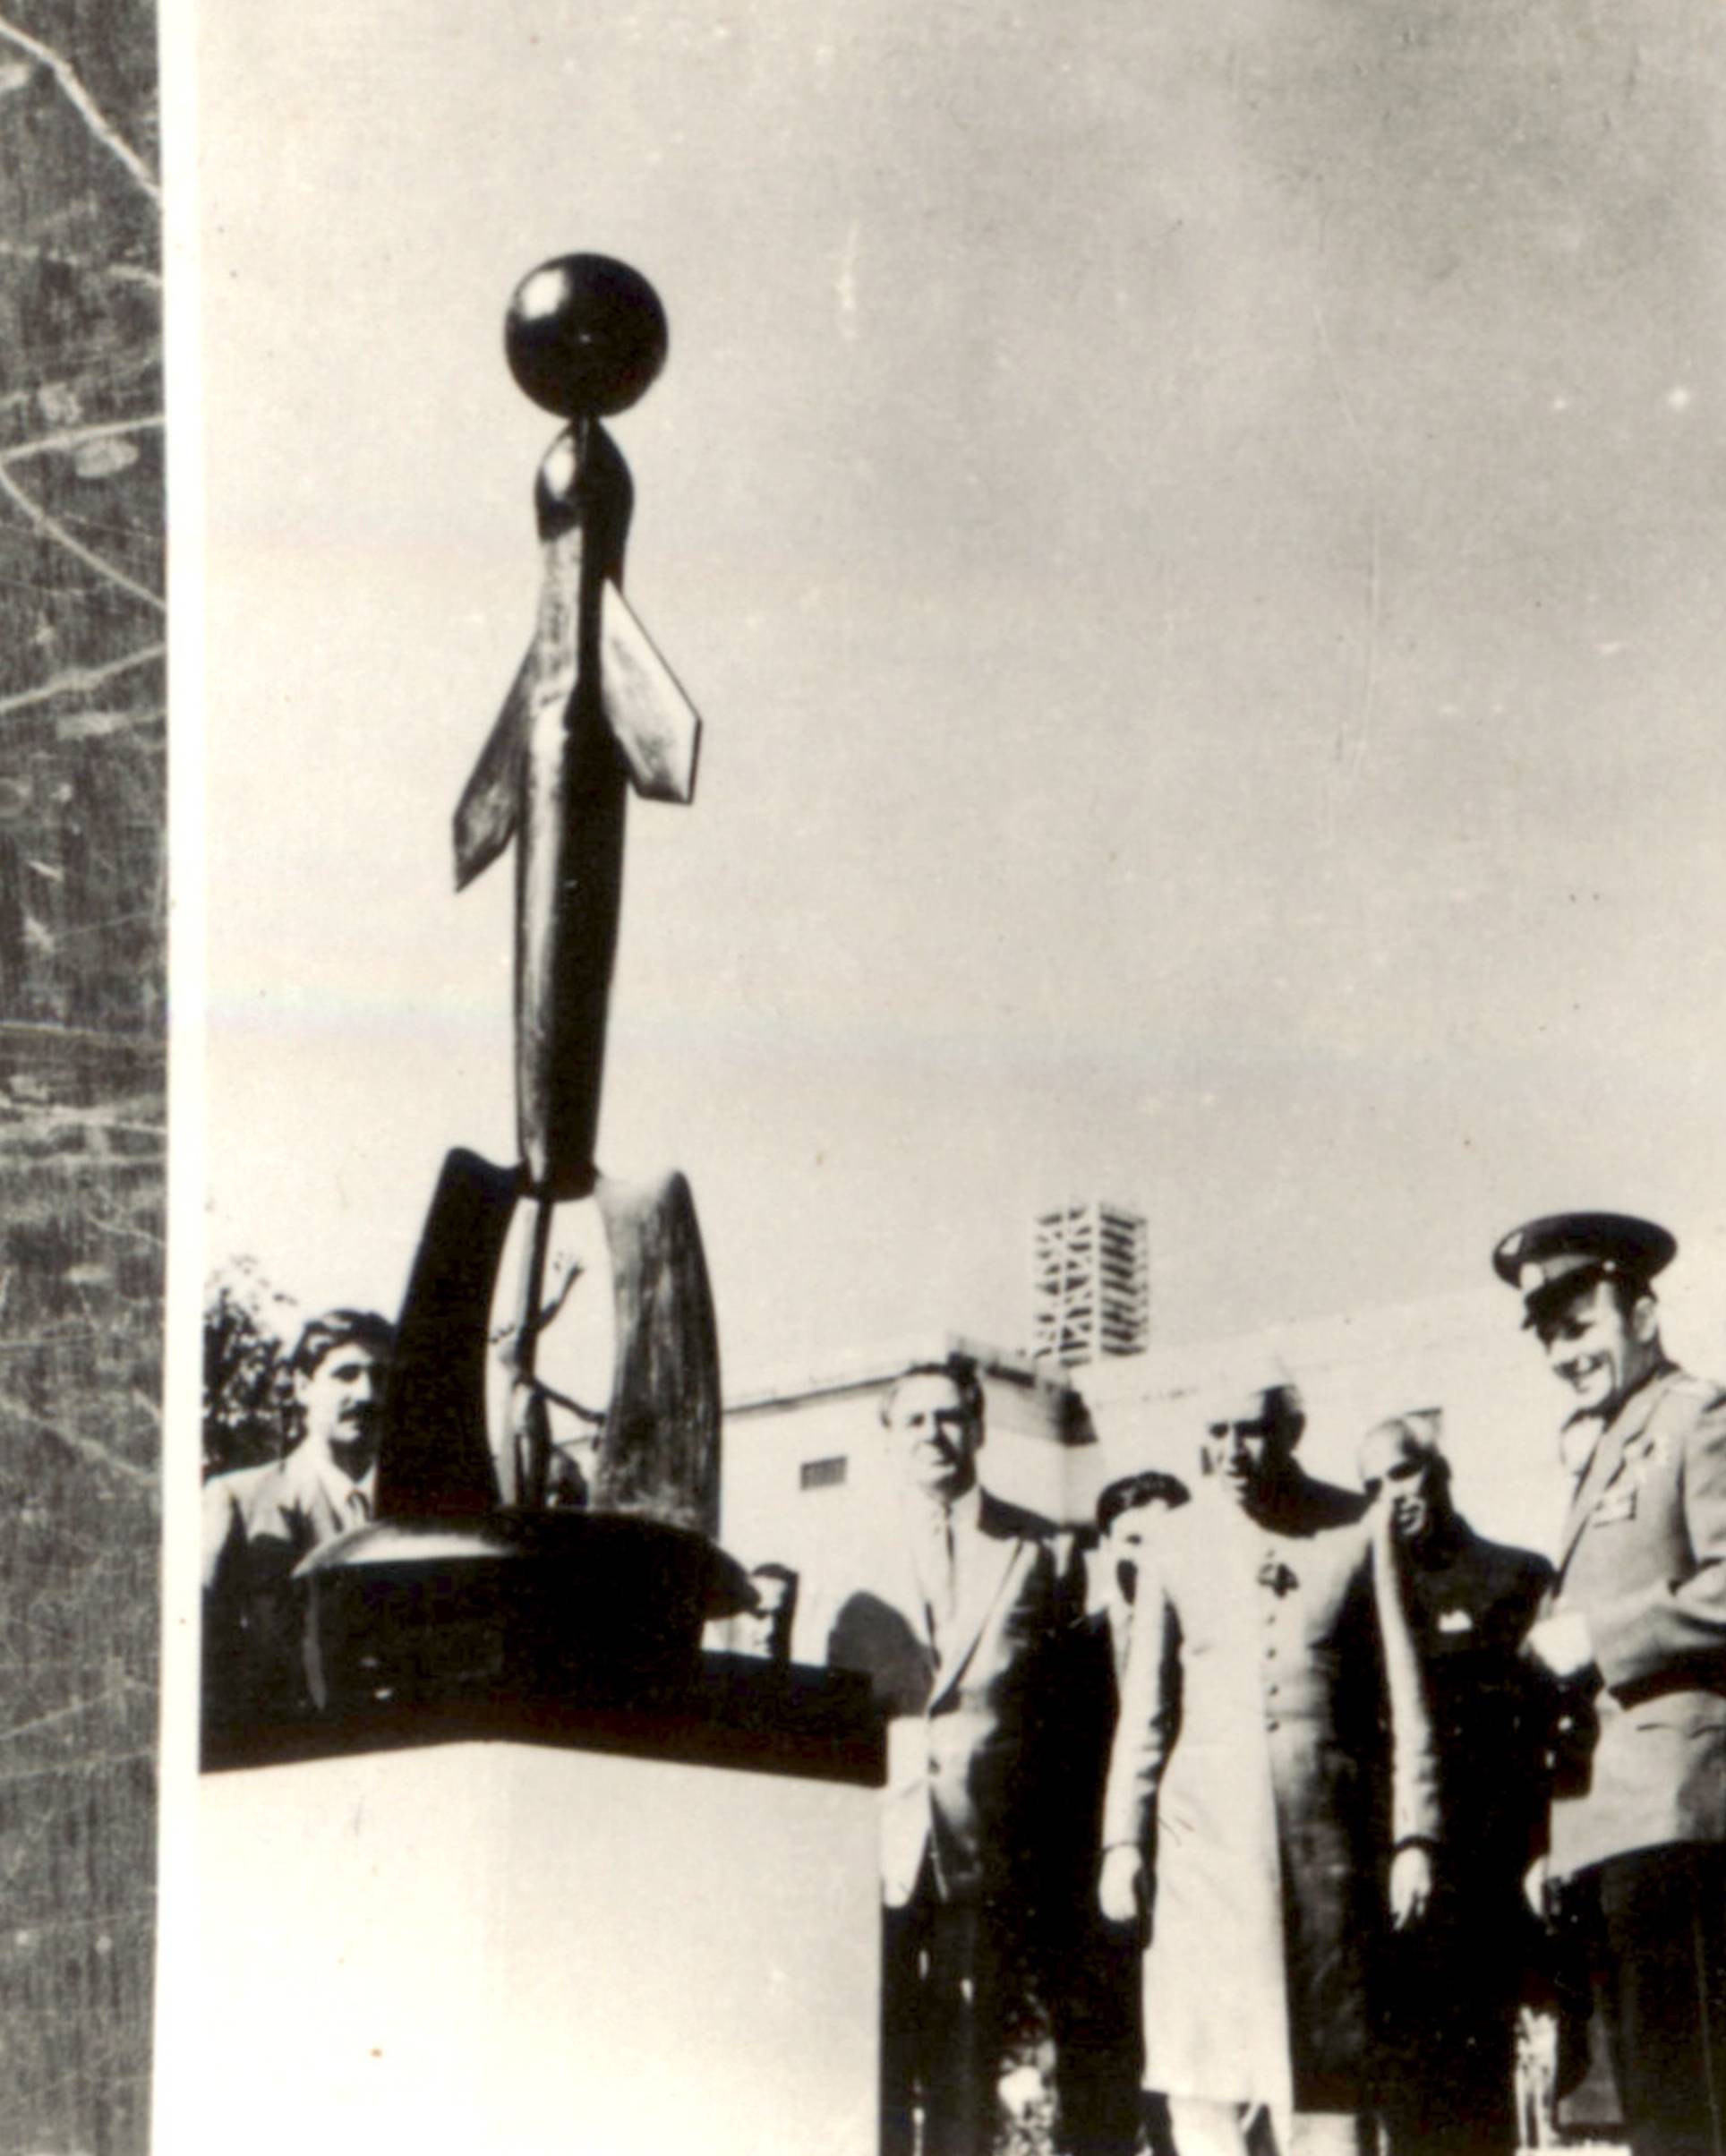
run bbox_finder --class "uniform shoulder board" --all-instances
[1653,1372,1726,1437]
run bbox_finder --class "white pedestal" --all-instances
[193,1736,880,2156]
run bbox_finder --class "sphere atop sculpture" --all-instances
[504,255,669,420]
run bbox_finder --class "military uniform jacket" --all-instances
[826,1488,1064,1909]
[1101,1476,1440,2115]
[1544,1359,1726,1880]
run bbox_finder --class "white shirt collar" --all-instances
[905,1479,982,1534]
[308,1451,375,1524]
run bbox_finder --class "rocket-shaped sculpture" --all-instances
[454,254,702,1200]
[260,257,744,1730]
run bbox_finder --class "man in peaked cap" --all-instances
[1493,1211,1726,2156]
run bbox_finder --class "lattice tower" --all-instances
[1031,1202,1149,1367]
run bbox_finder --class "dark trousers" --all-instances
[1588,1843,1726,2156]
[1377,1892,1532,2156]
[1047,1913,1145,2156]
[882,1886,1011,2156]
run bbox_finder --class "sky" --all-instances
[195,0,1726,1402]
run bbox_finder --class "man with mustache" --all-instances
[202,1307,394,1717]
[1494,1212,1726,2156]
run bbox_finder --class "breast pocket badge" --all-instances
[1594,1486,1638,1526]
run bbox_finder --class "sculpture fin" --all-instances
[601,581,703,806]
[453,650,531,890]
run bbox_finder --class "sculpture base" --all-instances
[266,1510,754,1726]
[190,1704,881,2156]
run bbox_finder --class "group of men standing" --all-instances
[825,1211,1726,2156]
[199,1213,1726,2156]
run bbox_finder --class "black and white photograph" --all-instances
[30,0,1716,2152]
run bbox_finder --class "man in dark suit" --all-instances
[1048,1468,1189,2156]
[1494,1211,1726,2156]
[1357,1412,1552,2156]
[826,1353,1066,2156]
[201,1308,394,1717]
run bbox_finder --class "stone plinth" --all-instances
[190,1669,882,2156]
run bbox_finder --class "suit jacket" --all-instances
[1399,1515,1551,1895]
[201,1446,372,1719]
[200,1460,272,1596]
[1038,1602,1136,1958]
[1542,1359,1726,1879]
[1101,1473,1440,2113]
[202,1446,371,1588]
[825,1487,1064,1909]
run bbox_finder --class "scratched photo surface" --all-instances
[180,0,1725,2151]
[0,3,161,2153]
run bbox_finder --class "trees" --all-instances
[202,1258,298,1478]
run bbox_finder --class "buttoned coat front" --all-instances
[826,1489,1064,1908]
[1101,1475,1440,2116]
[1542,1359,1726,1880]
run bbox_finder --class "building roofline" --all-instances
[725,1329,1080,1418]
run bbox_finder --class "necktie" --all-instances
[924,1513,956,1647]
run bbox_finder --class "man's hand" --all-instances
[1524,1610,1594,1684]
[1389,1844,1435,1930]
[1099,1845,1149,1931]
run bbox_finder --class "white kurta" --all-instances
[1103,1480,1438,2115]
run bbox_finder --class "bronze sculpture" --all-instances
[446,254,708,1515]
[243,257,746,1732]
